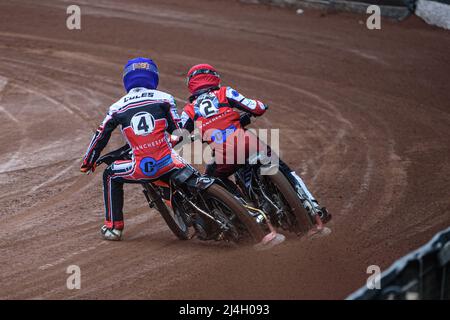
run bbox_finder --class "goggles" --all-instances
[123,62,158,78]
[186,68,220,85]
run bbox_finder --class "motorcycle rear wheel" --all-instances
[145,185,190,240]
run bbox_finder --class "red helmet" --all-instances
[186,64,221,94]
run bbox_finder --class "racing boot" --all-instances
[303,199,332,224]
[100,225,123,241]
[317,206,332,224]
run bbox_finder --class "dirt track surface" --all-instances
[0,0,449,299]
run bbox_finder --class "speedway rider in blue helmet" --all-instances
[81,57,184,241]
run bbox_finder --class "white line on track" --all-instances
[30,160,78,192]
[0,76,19,122]
[0,75,25,173]
[38,241,109,271]
[0,75,7,92]
[0,105,19,123]
[10,83,74,115]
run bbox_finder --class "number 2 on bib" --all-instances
[199,98,219,118]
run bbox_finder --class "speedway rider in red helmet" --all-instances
[180,64,331,224]
[80,57,185,241]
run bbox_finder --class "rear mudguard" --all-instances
[186,175,216,190]
[171,165,216,191]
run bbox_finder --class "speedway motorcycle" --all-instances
[222,112,331,235]
[95,146,265,244]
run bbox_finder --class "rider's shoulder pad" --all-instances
[225,87,244,101]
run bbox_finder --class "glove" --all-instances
[169,134,181,146]
[80,163,96,174]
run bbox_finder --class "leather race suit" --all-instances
[181,86,328,220]
[181,86,267,178]
[82,87,185,230]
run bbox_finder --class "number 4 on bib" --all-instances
[131,112,155,136]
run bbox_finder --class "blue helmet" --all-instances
[123,57,159,92]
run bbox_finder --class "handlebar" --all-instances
[188,110,262,143]
[92,107,268,165]
[96,144,132,166]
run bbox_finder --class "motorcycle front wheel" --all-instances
[144,184,190,240]
[202,184,265,243]
[262,171,313,234]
